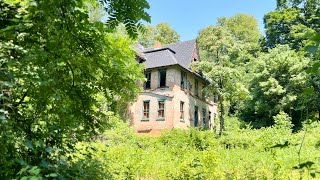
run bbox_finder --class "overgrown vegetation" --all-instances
[1,0,320,179]
[66,117,320,179]
[0,0,148,178]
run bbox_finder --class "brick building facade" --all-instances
[129,40,217,133]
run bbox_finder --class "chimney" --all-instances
[154,41,162,48]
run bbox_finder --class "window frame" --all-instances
[142,100,150,121]
[180,101,185,122]
[195,79,199,97]
[157,100,165,120]
[181,71,187,90]
[158,69,167,88]
[202,108,206,127]
[144,72,151,89]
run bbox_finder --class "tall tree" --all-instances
[217,14,261,44]
[243,45,311,127]
[0,0,148,178]
[263,0,320,50]
[138,22,180,47]
[192,14,260,135]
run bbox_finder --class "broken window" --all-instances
[144,72,151,89]
[143,101,150,119]
[181,71,187,89]
[158,101,165,118]
[202,109,206,127]
[159,70,166,87]
[180,101,184,120]
[195,79,199,97]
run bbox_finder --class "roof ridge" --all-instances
[143,47,175,54]
[163,39,196,47]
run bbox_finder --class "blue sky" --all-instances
[146,0,277,41]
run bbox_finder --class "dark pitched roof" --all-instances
[142,39,197,69]
[134,40,207,83]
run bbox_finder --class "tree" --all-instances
[243,45,311,127]
[0,0,148,178]
[138,22,180,47]
[263,0,320,51]
[192,14,260,135]
[217,14,261,44]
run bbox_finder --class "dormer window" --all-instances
[181,71,187,89]
[159,69,166,87]
[195,79,199,97]
[144,72,151,89]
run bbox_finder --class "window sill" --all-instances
[141,119,149,122]
[180,119,185,123]
[158,86,169,89]
[156,118,165,121]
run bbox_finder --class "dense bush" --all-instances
[65,117,320,179]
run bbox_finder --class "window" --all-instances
[181,71,187,89]
[194,106,199,127]
[158,101,165,119]
[144,72,151,89]
[195,79,199,97]
[159,70,166,87]
[180,101,184,120]
[208,111,212,128]
[202,109,206,127]
[143,101,150,119]
[202,86,206,99]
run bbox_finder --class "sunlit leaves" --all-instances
[100,0,151,38]
[0,0,147,178]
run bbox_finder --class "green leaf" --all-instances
[46,173,58,177]
[45,146,54,153]
[310,33,320,42]
[305,45,318,54]
[303,88,314,95]
[28,166,41,175]
[29,176,40,180]
[311,62,320,73]
[25,139,34,150]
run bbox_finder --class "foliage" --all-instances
[263,0,320,51]
[192,14,260,134]
[100,0,151,37]
[273,111,294,130]
[243,45,311,127]
[64,118,320,179]
[138,22,180,47]
[217,14,261,45]
[0,0,147,178]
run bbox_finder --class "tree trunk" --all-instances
[219,96,224,136]
[218,76,224,136]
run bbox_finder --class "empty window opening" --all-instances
[159,70,166,87]
[144,72,151,89]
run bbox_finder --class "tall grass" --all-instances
[70,116,320,179]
